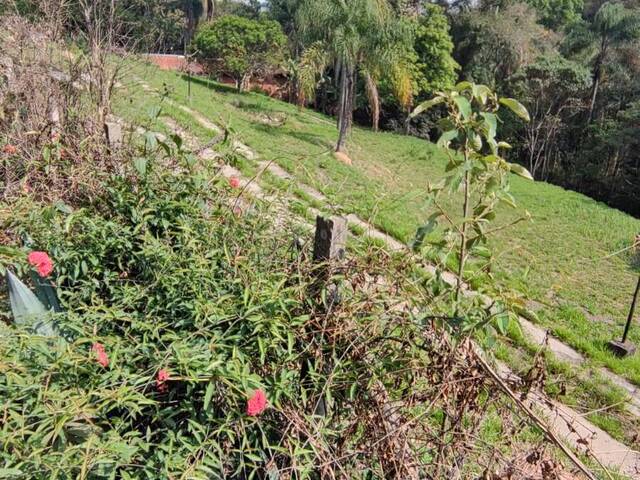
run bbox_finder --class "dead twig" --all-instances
[473,347,599,480]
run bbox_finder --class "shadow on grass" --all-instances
[246,122,330,150]
[180,74,239,95]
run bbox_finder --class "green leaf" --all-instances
[446,171,464,192]
[469,131,482,151]
[453,96,472,119]
[133,157,147,176]
[203,382,215,410]
[144,132,158,151]
[146,105,162,120]
[0,468,23,478]
[496,314,510,336]
[482,154,503,164]
[171,134,183,150]
[509,163,534,180]
[437,130,458,149]
[54,200,73,215]
[499,98,530,122]
[437,118,456,131]
[410,96,445,118]
[455,81,473,92]
[480,113,497,141]
[412,215,439,251]
[7,270,56,336]
[474,84,492,105]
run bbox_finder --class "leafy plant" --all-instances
[0,126,558,478]
[192,15,287,92]
[411,82,533,335]
[6,270,55,336]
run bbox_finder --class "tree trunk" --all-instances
[587,39,606,125]
[364,71,380,132]
[185,2,196,47]
[336,63,355,153]
[587,68,600,125]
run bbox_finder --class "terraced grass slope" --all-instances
[115,60,640,383]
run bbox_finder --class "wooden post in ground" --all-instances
[304,216,347,418]
[313,215,347,263]
[312,215,347,306]
[103,121,122,150]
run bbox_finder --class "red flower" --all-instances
[157,369,170,392]
[229,176,241,189]
[27,251,54,277]
[246,389,267,417]
[92,343,109,368]
[2,144,17,155]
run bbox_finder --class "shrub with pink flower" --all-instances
[229,176,241,189]
[246,389,267,416]
[27,251,54,277]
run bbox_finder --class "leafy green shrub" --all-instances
[192,15,287,92]
[0,135,551,478]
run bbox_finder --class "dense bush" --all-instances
[0,131,550,477]
[0,141,310,477]
[192,15,287,92]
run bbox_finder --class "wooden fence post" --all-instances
[312,215,347,305]
[104,121,123,150]
[313,215,346,263]
[303,216,347,419]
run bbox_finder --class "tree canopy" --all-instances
[192,14,287,91]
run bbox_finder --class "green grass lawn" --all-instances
[115,60,640,384]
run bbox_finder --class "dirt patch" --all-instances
[252,111,287,127]
[334,151,353,165]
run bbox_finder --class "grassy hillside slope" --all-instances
[115,61,640,382]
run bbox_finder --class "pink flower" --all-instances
[246,389,267,417]
[157,369,170,392]
[2,144,17,155]
[92,343,109,368]
[229,177,241,189]
[27,251,54,277]
[50,131,60,143]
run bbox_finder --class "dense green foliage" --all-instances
[410,83,533,307]
[412,5,459,95]
[115,64,640,385]
[526,0,584,28]
[0,128,539,478]
[297,0,414,148]
[115,0,201,52]
[34,0,638,214]
[193,15,286,91]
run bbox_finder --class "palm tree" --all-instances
[297,0,410,152]
[565,2,640,124]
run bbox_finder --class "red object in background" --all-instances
[92,343,109,368]
[157,369,170,392]
[246,389,268,416]
[229,177,241,189]
[145,54,204,75]
[2,144,17,155]
[27,251,54,277]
